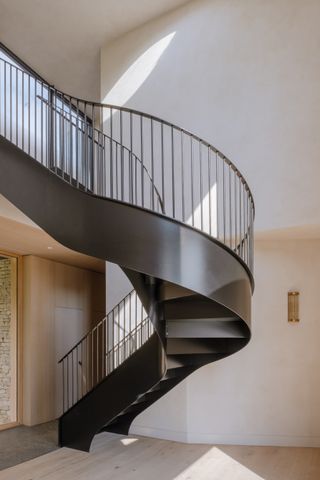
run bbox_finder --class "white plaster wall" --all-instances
[132,239,320,446]
[185,239,320,446]
[100,0,320,446]
[101,0,320,235]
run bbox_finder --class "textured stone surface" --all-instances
[0,421,58,471]
[0,258,11,424]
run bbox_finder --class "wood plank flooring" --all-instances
[0,431,320,480]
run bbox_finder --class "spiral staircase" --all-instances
[0,54,254,452]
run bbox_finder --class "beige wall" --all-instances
[22,256,105,426]
[100,0,320,446]
[131,239,320,446]
[100,0,320,236]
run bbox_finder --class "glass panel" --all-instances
[0,255,17,426]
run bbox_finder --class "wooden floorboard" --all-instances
[0,432,320,479]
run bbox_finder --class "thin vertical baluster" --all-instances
[9,64,12,142]
[129,292,132,335]
[91,332,94,389]
[118,304,120,346]
[0,61,2,136]
[71,351,74,407]
[118,305,120,367]
[102,320,106,378]
[4,63,7,139]
[222,159,226,244]
[22,71,24,152]
[34,77,37,159]
[190,136,194,226]
[140,302,143,347]
[103,132,106,196]
[216,153,219,240]
[181,131,185,221]
[76,345,79,402]
[80,342,83,398]
[115,144,119,199]
[129,112,133,203]
[16,68,18,147]
[234,172,237,253]
[84,103,88,190]
[120,110,124,200]
[61,101,65,176]
[135,293,138,353]
[240,182,243,259]
[151,119,154,210]
[97,325,99,384]
[110,108,113,198]
[28,74,30,155]
[171,127,175,218]
[229,165,232,249]
[62,359,65,412]
[243,185,248,262]
[199,141,203,231]
[40,82,44,163]
[76,100,79,187]
[245,189,249,264]
[92,104,95,193]
[161,122,165,212]
[140,116,144,207]
[66,356,69,409]
[134,154,138,205]
[208,147,212,236]
[69,97,73,183]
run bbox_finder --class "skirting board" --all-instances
[131,425,320,448]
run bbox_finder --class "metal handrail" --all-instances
[39,98,165,213]
[58,288,137,363]
[0,55,254,271]
[57,289,152,412]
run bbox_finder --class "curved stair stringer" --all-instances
[0,137,253,450]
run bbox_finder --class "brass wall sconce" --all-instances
[288,291,299,323]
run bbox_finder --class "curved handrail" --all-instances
[37,97,165,213]
[0,56,254,271]
[58,288,139,363]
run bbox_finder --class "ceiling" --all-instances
[0,214,105,273]
[0,0,190,100]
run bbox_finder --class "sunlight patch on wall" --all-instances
[103,32,176,109]
[187,183,218,237]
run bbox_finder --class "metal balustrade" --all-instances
[58,290,151,412]
[0,56,255,414]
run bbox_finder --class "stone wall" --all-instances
[0,258,12,424]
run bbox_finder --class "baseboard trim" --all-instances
[130,425,188,443]
[131,425,320,447]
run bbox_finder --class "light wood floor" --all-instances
[0,431,320,480]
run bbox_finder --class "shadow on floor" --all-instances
[0,421,58,471]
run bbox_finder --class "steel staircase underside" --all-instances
[0,53,254,452]
[0,136,253,451]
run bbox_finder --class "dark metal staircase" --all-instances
[0,55,254,452]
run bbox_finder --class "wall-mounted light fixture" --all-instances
[288,291,299,323]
